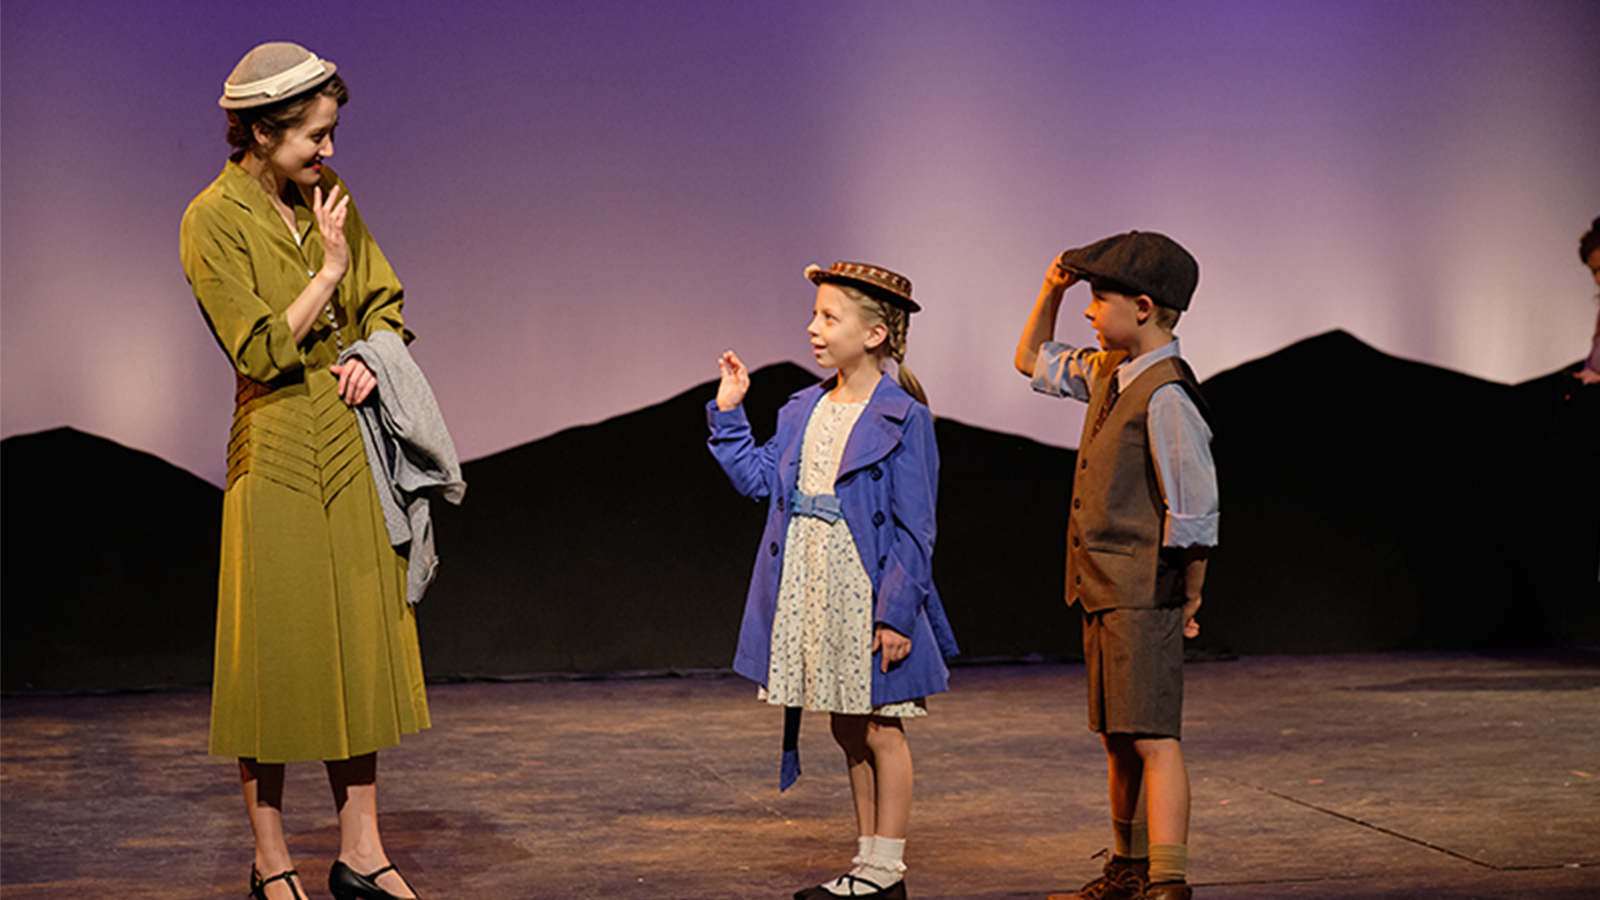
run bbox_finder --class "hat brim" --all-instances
[805,268,921,313]
[218,63,337,109]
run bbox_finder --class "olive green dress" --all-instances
[181,160,429,763]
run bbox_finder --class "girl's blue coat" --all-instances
[707,376,960,705]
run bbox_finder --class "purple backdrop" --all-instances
[4,0,1598,485]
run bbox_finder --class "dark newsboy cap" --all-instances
[1057,230,1199,311]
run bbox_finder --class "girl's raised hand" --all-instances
[716,350,750,411]
[314,184,352,284]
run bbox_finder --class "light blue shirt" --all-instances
[1031,338,1220,548]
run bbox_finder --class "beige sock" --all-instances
[1148,843,1187,884]
[1113,817,1149,859]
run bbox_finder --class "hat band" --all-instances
[224,55,328,101]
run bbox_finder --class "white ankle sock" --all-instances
[854,834,875,865]
[821,835,906,896]
[864,835,906,885]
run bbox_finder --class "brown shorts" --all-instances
[1083,606,1184,738]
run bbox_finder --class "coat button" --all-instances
[1081,459,1088,470]
[1072,535,1080,547]
[1075,575,1082,585]
[769,542,779,557]
[872,511,886,527]
[777,496,785,511]
[870,466,883,481]
[1073,498,1081,509]
[878,555,887,569]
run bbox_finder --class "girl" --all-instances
[708,261,959,900]
[181,42,427,900]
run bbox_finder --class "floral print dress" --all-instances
[759,394,926,718]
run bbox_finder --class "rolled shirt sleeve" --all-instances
[1030,341,1097,401]
[1147,383,1219,548]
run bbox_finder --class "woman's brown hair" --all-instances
[225,74,348,154]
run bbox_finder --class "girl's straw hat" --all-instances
[805,261,921,313]
[219,42,337,109]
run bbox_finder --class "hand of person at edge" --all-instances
[716,350,750,411]
[1573,368,1600,385]
[873,625,911,673]
[1182,596,1202,639]
[314,184,352,284]
[331,356,376,406]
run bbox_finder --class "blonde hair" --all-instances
[835,283,929,408]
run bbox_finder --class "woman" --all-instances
[180,42,428,900]
[1575,217,1600,386]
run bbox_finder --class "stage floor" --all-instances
[3,650,1598,899]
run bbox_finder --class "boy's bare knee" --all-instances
[1131,736,1183,764]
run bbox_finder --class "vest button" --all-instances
[777,497,785,511]
[1075,575,1083,585]
[870,466,883,481]
[1081,459,1088,470]
[769,542,779,557]
[872,511,885,527]
[1072,535,1080,547]
[1073,498,1081,509]
[878,555,887,569]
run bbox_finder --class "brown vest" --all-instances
[1065,353,1208,613]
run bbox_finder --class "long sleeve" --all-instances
[875,403,939,641]
[706,401,777,502]
[180,194,305,383]
[1147,383,1220,547]
[344,196,411,343]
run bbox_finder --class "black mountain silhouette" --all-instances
[4,331,1595,692]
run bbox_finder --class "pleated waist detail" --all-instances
[228,368,367,505]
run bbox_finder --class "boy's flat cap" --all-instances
[1058,231,1198,311]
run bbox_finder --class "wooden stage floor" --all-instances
[3,650,1598,899]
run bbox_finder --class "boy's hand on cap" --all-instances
[1043,260,1079,292]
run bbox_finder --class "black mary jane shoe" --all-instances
[794,874,907,900]
[251,866,306,900]
[328,860,420,900]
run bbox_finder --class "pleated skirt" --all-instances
[209,368,430,763]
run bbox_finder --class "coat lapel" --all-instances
[837,376,913,479]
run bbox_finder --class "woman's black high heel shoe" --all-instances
[329,860,420,900]
[251,866,306,900]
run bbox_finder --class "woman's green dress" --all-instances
[181,160,429,763]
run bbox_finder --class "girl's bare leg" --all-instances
[862,717,912,839]
[832,714,877,838]
[240,758,307,899]
[326,753,416,898]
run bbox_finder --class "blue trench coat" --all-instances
[707,375,960,706]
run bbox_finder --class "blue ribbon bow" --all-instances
[789,490,842,523]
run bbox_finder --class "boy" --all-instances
[1014,231,1217,900]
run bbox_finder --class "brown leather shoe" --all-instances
[1046,855,1148,900]
[1143,881,1192,900]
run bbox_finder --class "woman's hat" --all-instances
[804,261,921,313]
[219,42,337,109]
[1057,231,1198,311]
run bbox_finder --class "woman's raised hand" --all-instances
[314,184,352,284]
[716,350,750,411]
